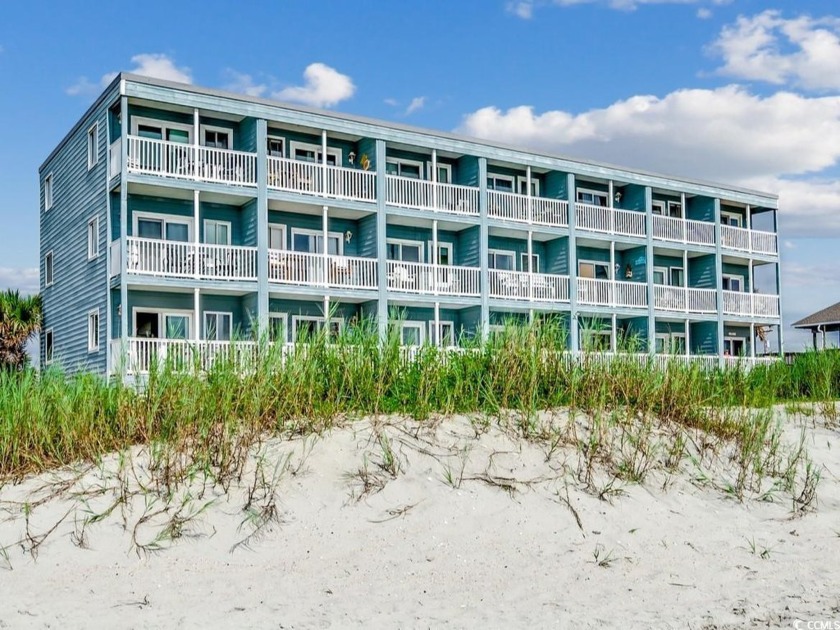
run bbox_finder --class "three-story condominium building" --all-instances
[39,74,783,375]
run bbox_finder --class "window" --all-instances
[487,174,515,193]
[267,136,285,157]
[428,242,453,265]
[652,201,666,215]
[721,212,743,227]
[580,329,612,351]
[722,274,744,292]
[653,266,667,285]
[204,220,231,245]
[386,158,423,179]
[87,123,99,170]
[426,162,452,184]
[656,333,686,354]
[520,253,539,273]
[401,321,425,347]
[269,224,286,250]
[387,239,423,263]
[87,217,99,259]
[290,141,341,165]
[292,315,344,341]
[517,176,539,197]
[670,267,684,287]
[133,310,193,340]
[578,260,610,280]
[291,228,343,255]
[201,126,231,150]
[134,213,192,242]
[488,249,515,271]
[269,313,288,342]
[44,173,54,211]
[88,309,100,352]
[577,188,608,207]
[205,312,233,341]
[723,337,745,356]
[429,321,455,347]
[44,329,54,364]
[132,117,192,144]
[667,201,682,218]
[44,251,54,287]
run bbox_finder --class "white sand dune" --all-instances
[1,409,838,629]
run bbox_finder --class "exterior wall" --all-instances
[691,321,718,355]
[689,255,716,288]
[268,211,365,256]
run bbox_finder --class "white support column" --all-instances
[750,322,755,358]
[609,240,615,307]
[324,295,330,332]
[746,204,752,253]
[193,108,200,180]
[608,180,615,233]
[684,318,690,357]
[681,192,687,243]
[608,180,614,208]
[432,219,439,295]
[322,205,329,287]
[431,149,438,210]
[683,248,688,313]
[321,130,328,196]
[748,257,754,315]
[526,165,533,224]
[611,313,617,353]
[434,301,440,347]
[194,288,200,342]
[194,190,200,280]
[527,229,533,300]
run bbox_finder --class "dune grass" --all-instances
[0,320,833,512]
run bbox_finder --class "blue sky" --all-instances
[1,0,838,349]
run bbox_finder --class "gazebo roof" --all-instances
[792,301,840,329]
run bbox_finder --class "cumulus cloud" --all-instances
[222,69,267,97]
[507,0,730,17]
[0,267,39,295]
[405,96,426,115]
[710,10,840,91]
[697,7,712,19]
[458,85,840,236]
[274,63,355,108]
[67,53,192,97]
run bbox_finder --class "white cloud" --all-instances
[405,96,426,115]
[67,53,192,97]
[697,7,712,19]
[222,69,267,97]
[384,97,399,107]
[0,267,39,295]
[458,85,840,236]
[710,10,840,91]
[508,0,730,17]
[273,63,355,108]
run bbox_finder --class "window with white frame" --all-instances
[134,213,192,242]
[578,260,610,280]
[722,274,744,292]
[429,321,455,347]
[44,173,54,211]
[292,315,343,340]
[132,117,192,144]
[386,158,423,179]
[653,266,667,285]
[88,309,100,352]
[133,310,193,340]
[291,228,343,255]
[268,224,286,250]
[387,239,423,263]
[652,200,666,215]
[428,241,453,266]
[488,249,515,271]
[520,253,539,273]
[577,188,608,207]
[45,251,54,286]
[667,201,682,218]
[269,313,288,343]
[670,267,684,287]
[205,312,233,341]
[655,332,686,354]
[204,220,231,245]
[87,217,99,259]
[87,123,99,170]
[487,174,515,193]
[267,136,285,157]
[400,321,425,347]
[721,211,743,227]
[723,337,746,356]
[425,162,452,184]
[517,176,539,196]
[580,329,612,351]
[44,329,54,364]
[201,125,231,150]
[290,141,341,165]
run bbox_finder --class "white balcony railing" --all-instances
[387,261,480,296]
[577,279,648,308]
[386,175,479,216]
[266,157,376,203]
[723,291,781,318]
[654,286,717,313]
[126,136,257,186]
[115,338,261,374]
[652,216,715,246]
[721,225,778,255]
[325,164,377,202]
[487,191,569,228]
[125,237,258,281]
[575,204,646,238]
[488,270,570,302]
[267,250,378,289]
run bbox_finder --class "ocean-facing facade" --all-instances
[39,74,783,375]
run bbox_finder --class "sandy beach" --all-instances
[1,407,838,629]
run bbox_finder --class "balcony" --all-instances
[487,191,569,228]
[721,225,778,255]
[386,175,479,216]
[652,216,715,246]
[386,261,480,297]
[722,291,781,318]
[488,270,570,302]
[124,136,258,187]
[268,250,378,290]
[267,157,377,203]
[577,279,648,309]
[575,204,646,238]
[114,338,262,374]
[653,286,717,313]
[120,237,258,281]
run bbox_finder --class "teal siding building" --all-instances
[39,74,783,375]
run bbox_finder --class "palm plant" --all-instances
[0,290,43,370]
